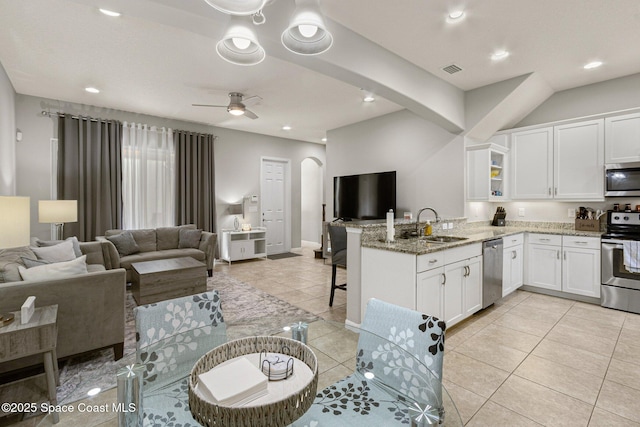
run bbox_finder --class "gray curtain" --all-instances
[57,114,123,241]
[174,130,217,233]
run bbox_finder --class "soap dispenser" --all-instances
[424,220,432,236]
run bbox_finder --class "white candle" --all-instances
[386,209,395,242]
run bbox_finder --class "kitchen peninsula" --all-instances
[341,219,603,326]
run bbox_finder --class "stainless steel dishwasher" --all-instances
[482,238,503,308]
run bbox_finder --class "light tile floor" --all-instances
[7,243,640,426]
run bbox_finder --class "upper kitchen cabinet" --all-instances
[466,143,509,201]
[605,112,640,163]
[511,119,604,201]
[511,127,554,199]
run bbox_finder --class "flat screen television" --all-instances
[333,171,396,220]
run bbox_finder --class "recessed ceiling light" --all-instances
[321,137,327,142]
[99,8,121,17]
[85,87,100,94]
[363,95,375,103]
[448,10,465,20]
[87,387,101,396]
[584,61,603,70]
[491,50,510,61]
[282,125,291,131]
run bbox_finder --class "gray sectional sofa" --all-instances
[0,240,126,374]
[98,225,217,282]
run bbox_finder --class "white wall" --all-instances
[15,94,325,245]
[515,72,640,128]
[0,62,16,195]
[326,109,464,220]
[301,158,323,245]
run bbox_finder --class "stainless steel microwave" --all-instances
[605,163,640,197]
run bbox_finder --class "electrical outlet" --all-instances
[568,208,575,218]
[442,223,449,230]
[518,208,525,217]
[447,222,453,229]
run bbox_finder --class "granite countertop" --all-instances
[361,225,603,256]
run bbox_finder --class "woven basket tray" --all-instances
[188,336,318,427]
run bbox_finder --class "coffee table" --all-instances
[130,257,207,305]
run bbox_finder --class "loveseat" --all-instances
[0,240,126,374]
[98,225,217,282]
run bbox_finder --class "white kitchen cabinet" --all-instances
[526,234,562,291]
[605,112,640,163]
[525,234,601,298]
[554,120,604,199]
[511,127,554,199]
[466,143,509,201]
[502,233,524,297]
[416,250,482,327]
[220,228,267,264]
[510,119,604,201]
[562,236,601,298]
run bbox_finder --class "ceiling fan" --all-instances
[192,92,260,119]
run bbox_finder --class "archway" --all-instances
[301,157,324,247]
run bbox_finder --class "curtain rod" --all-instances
[42,110,218,139]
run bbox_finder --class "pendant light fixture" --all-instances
[203,0,267,16]
[281,0,333,55]
[216,15,266,66]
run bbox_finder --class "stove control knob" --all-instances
[614,216,620,220]
[624,216,629,220]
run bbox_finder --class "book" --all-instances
[198,357,268,406]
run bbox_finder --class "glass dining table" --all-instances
[37,319,462,426]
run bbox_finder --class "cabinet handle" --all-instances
[428,259,438,264]
[466,266,470,276]
[442,273,446,285]
[512,250,517,259]
[557,250,560,259]
[554,187,558,195]
[564,251,567,260]
[540,238,551,242]
[512,239,518,243]
[548,188,551,196]
[574,241,589,245]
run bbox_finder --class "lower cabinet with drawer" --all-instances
[416,244,482,327]
[526,233,600,298]
[502,233,524,297]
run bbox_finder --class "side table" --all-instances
[0,305,59,423]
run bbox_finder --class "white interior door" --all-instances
[262,158,288,255]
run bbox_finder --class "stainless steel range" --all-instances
[601,210,640,313]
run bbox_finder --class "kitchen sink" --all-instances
[422,235,469,243]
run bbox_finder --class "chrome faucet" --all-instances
[415,207,441,236]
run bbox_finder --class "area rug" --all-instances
[266,252,302,260]
[55,273,318,405]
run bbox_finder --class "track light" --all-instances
[282,0,333,55]
[216,16,265,66]
[203,0,267,16]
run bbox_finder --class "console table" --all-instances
[0,305,59,423]
[220,228,267,265]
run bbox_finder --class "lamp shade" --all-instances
[39,200,78,223]
[282,0,333,55]
[216,16,266,66]
[0,196,30,249]
[203,0,267,16]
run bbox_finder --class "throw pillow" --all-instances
[178,228,202,249]
[33,236,82,257]
[0,247,36,283]
[22,257,50,268]
[18,255,88,281]
[106,231,141,256]
[31,240,76,263]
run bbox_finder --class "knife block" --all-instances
[492,209,506,226]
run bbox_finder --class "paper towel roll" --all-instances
[386,210,394,242]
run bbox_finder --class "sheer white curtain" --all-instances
[122,122,175,229]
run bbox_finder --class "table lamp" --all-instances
[0,196,31,249]
[39,200,78,240]
[0,196,30,326]
[228,203,243,231]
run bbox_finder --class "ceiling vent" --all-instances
[442,64,462,74]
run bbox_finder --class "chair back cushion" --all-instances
[134,291,226,390]
[328,225,347,267]
[358,298,446,404]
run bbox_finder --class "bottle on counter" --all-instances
[424,220,432,236]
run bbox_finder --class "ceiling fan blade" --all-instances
[243,95,262,106]
[244,109,259,120]
[192,104,226,108]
